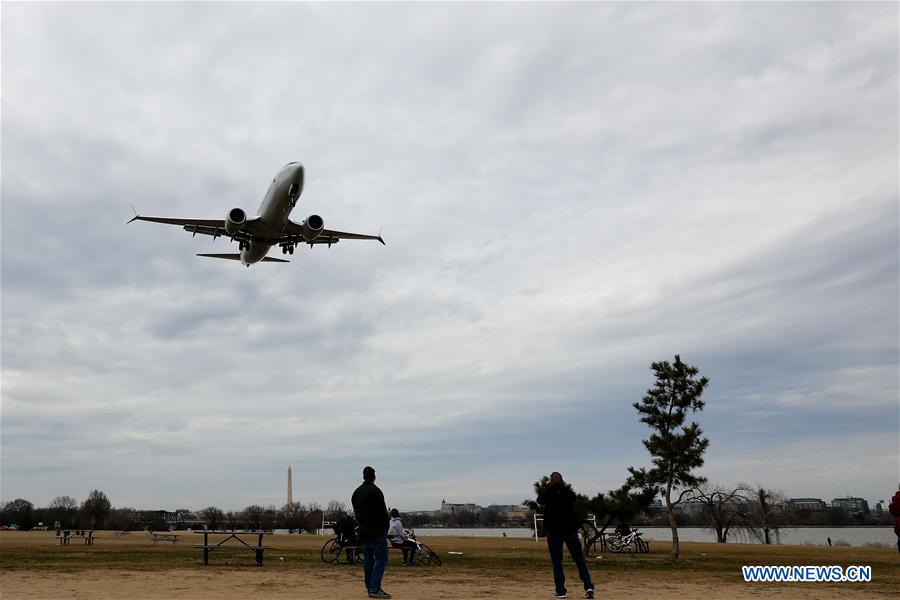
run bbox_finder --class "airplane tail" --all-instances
[196,253,290,263]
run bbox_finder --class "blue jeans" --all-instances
[362,534,388,593]
[547,533,593,596]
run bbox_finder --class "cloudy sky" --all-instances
[2,2,897,513]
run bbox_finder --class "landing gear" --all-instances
[288,245,294,255]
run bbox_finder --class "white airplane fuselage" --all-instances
[241,162,306,265]
[129,162,382,264]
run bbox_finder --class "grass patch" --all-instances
[2,531,898,594]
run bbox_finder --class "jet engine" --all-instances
[225,208,246,236]
[302,214,324,241]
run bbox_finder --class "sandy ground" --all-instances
[5,568,895,599]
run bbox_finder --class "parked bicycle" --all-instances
[321,516,362,564]
[606,528,649,554]
[405,530,442,566]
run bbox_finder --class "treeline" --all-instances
[0,491,111,531]
[0,492,535,531]
[635,504,894,529]
[196,501,344,533]
[631,485,894,535]
[0,493,352,533]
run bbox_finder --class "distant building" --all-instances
[788,498,827,512]
[487,504,529,521]
[133,509,202,530]
[831,497,870,515]
[440,500,481,514]
[647,500,664,516]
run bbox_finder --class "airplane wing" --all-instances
[321,228,385,244]
[128,214,262,242]
[281,221,385,246]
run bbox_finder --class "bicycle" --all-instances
[321,516,363,564]
[606,528,647,554]
[403,530,442,566]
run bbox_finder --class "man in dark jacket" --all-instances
[351,466,391,598]
[889,483,900,554]
[537,472,594,599]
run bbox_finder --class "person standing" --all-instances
[352,466,391,598]
[537,472,594,599]
[889,483,900,554]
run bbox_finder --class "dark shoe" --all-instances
[585,590,594,599]
[554,594,567,599]
[369,590,392,599]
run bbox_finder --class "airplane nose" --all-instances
[295,165,305,194]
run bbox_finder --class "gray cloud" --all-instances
[2,2,897,511]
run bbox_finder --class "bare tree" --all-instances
[280,502,305,533]
[690,482,750,543]
[48,495,78,528]
[326,499,347,517]
[736,487,787,544]
[242,505,264,531]
[1,499,34,530]
[107,507,137,531]
[262,505,277,531]
[79,490,111,529]
[199,506,224,530]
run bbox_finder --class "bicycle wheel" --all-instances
[414,543,441,566]
[320,538,340,563]
[637,538,649,553]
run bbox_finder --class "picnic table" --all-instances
[193,531,271,566]
[57,530,95,546]
[150,532,180,544]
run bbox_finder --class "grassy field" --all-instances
[1,530,897,599]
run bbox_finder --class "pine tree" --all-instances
[628,355,710,560]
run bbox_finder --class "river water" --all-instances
[410,526,896,547]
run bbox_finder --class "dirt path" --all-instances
[3,568,894,600]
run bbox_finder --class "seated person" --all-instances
[387,509,417,565]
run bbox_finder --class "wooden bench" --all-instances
[193,531,270,566]
[57,530,95,546]
[150,533,180,544]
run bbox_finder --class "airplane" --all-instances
[128,162,384,266]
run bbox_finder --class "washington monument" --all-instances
[287,466,293,506]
